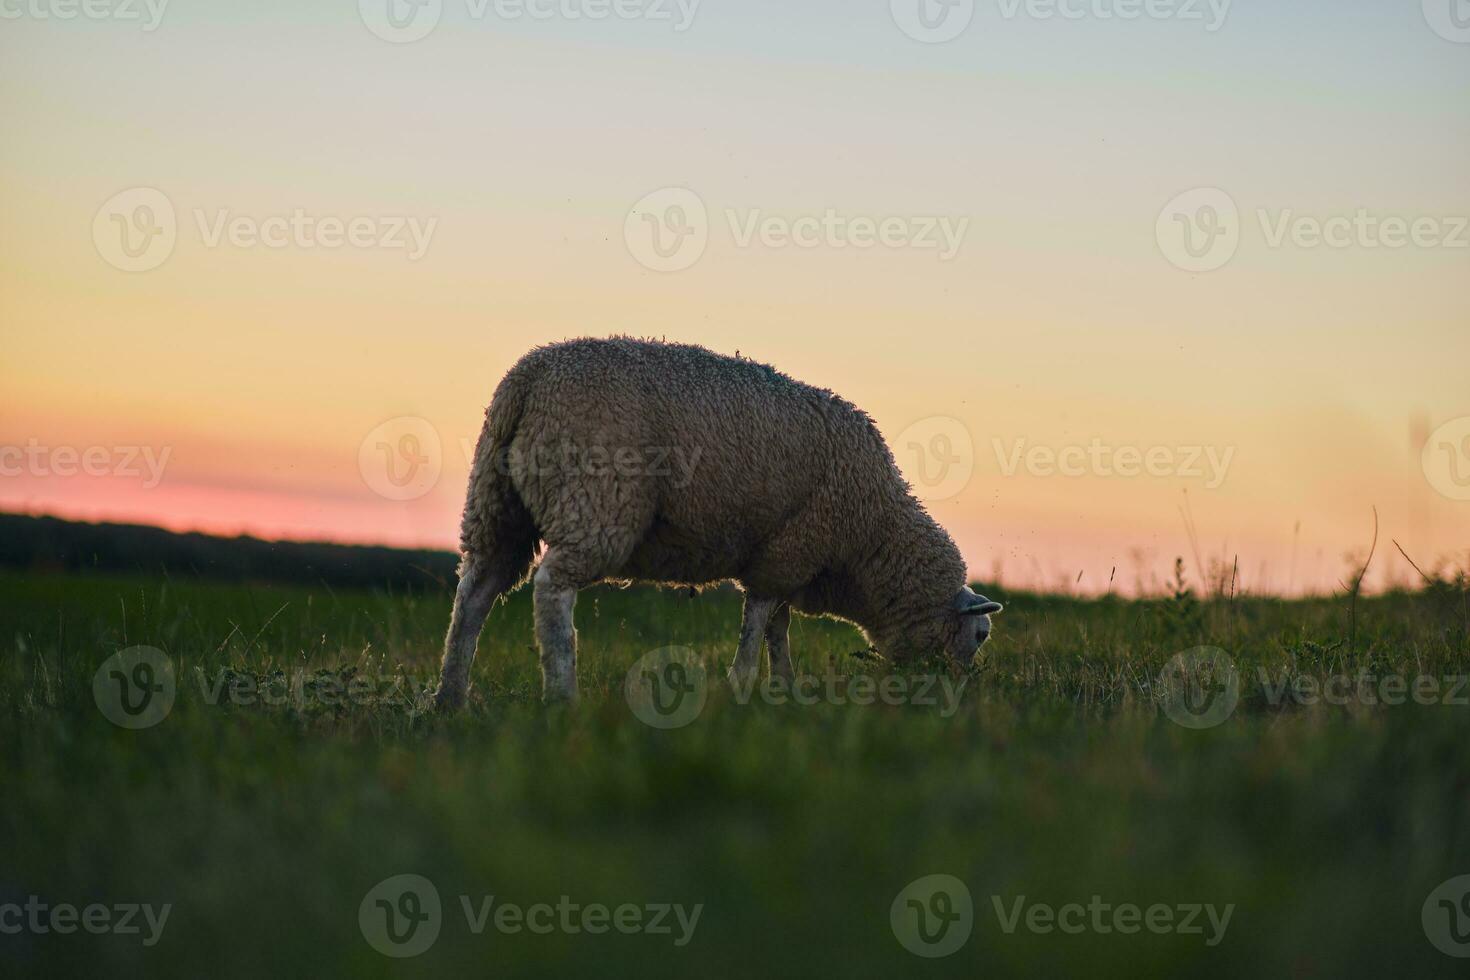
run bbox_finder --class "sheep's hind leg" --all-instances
[729,596,777,691]
[533,548,590,704]
[764,602,794,683]
[434,560,503,711]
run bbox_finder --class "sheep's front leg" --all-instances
[729,596,777,690]
[764,602,794,683]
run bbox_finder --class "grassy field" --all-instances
[3,567,1469,977]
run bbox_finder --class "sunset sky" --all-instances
[2,0,1467,594]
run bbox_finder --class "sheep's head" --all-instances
[943,587,1003,666]
[876,587,1003,665]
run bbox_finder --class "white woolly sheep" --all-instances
[435,337,1002,707]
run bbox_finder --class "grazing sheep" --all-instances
[434,337,1002,707]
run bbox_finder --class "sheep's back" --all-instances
[510,338,873,572]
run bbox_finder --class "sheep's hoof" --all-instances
[433,685,467,712]
[541,682,579,705]
[726,667,758,692]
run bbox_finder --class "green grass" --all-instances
[3,569,1469,978]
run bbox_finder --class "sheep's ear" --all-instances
[954,590,1003,616]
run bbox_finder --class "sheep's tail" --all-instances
[457,366,539,586]
[435,367,542,710]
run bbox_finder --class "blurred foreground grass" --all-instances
[2,569,1469,977]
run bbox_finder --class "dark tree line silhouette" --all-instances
[0,513,458,593]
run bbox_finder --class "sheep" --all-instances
[434,337,1003,708]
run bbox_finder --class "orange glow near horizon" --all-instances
[2,3,1467,595]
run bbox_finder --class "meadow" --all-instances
[3,567,1469,977]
